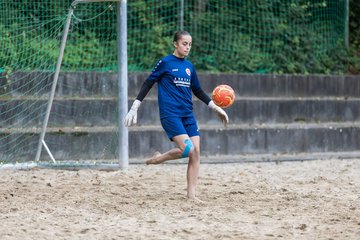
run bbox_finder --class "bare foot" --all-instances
[145,151,162,165]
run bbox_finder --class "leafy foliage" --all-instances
[0,0,358,74]
[349,0,360,73]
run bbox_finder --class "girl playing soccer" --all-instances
[124,30,229,201]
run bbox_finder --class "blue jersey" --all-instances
[146,54,202,119]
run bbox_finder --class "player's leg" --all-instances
[146,116,193,164]
[180,116,202,200]
[146,134,192,164]
[186,135,200,199]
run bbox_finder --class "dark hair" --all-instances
[173,30,191,42]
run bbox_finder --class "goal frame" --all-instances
[34,0,129,170]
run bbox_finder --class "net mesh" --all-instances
[1,0,347,73]
[0,0,348,164]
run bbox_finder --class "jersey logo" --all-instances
[186,68,191,76]
[174,77,190,87]
[172,69,178,72]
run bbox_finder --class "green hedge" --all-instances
[1,0,359,74]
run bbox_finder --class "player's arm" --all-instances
[191,68,211,104]
[136,80,155,102]
[124,80,155,127]
[124,59,164,127]
[191,68,229,127]
[192,87,211,105]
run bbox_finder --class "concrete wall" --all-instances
[1,72,360,162]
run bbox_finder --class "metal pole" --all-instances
[345,0,349,48]
[180,0,184,30]
[35,7,74,162]
[117,0,128,170]
[72,0,120,6]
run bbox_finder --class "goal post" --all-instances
[34,0,129,170]
[117,0,129,170]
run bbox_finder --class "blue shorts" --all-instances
[160,116,199,140]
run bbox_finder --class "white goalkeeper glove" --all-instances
[208,100,229,127]
[124,99,141,127]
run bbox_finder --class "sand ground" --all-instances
[0,159,359,240]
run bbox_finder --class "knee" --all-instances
[181,139,194,158]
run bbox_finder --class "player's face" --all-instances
[173,35,192,58]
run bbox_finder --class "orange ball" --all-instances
[211,84,235,108]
